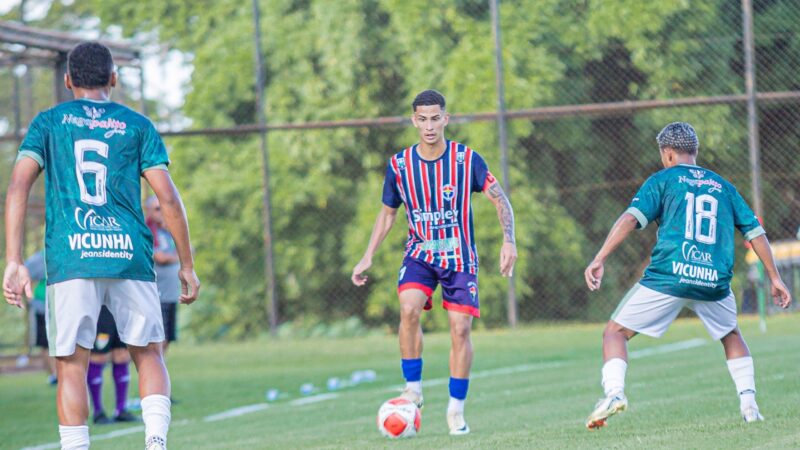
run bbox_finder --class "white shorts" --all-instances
[46,278,165,357]
[611,283,738,340]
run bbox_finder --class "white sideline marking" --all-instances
[629,338,707,359]
[20,339,705,449]
[289,393,339,406]
[204,403,270,422]
[407,361,569,389]
[20,420,189,450]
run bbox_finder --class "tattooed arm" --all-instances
[483,180,517,277]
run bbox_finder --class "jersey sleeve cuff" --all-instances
[17,150,44,168]
[141,163,169,174]
[743,226,766,241]
[625,207,648,229]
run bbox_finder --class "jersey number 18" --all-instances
[684,192,717,245]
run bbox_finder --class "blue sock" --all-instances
[449,377,469,400]
[401,358,423,382]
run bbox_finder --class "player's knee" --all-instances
[128,342,164,361]
[449,319,472,342]
[603,321,632,340]
[399,302,422,322]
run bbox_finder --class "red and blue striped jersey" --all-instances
[382,140,494,274]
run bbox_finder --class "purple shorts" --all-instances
[397,257,480,317]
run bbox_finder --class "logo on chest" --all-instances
[442,184,455,201]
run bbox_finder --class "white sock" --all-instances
[727,356,757,410]
[406,381,422,395]
[601,358,627,396]
[141,394,171,446]
[447,397,465,415]
[59,425,89,450]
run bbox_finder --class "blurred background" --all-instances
[0,0,798,356]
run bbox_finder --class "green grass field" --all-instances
[2,314,799,449]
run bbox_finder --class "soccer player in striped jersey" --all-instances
[3,42,199,450]
[352,89,517,435]
[583,122,791,429]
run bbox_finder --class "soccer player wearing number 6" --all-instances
[351,90,517,435]
[3,42,199,450]
[583,122,792,430]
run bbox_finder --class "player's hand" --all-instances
[178,267,200,305]
[499,242,517,277]
[584,259,604,291]
[351,258,372,286]
[770,278,792,309]
[3,262,32,308]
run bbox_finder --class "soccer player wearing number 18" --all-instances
[3,42,199,450]
[583,122,792,429]
[351,90,517,435]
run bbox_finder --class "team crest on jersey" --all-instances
[94,333,110,350]
[442,185,455,201]
[397,157,406,171]
[82,106,105,120]
[456,151,465,164]
[689,169,706,179]
[467,281,478,303]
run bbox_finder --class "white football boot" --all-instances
[742,406,764,423]
[400,387,424,409]
[145,436,166,450]
[586,391,628,430]
[447,411,470,435]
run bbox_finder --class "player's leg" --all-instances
[47,279,105,450]
[440,270,479,435]
[397,258,435,408]
[691,295,762,422]
[160,302,177,357]
[106,279,170,449]
[446,310,473,435]
[129,343,171,449]
[56,347,92,450]
[587,284,685,429]
[88,306,117,424]
[87,351,113,424]
[111,347,137,422]
[398,288,428,407]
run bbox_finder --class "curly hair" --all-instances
[67,42,114,89]
[656,122,699,155]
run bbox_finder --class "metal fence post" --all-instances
[252,0,279,335]
[742,0,762,219]
[490,0,517,327]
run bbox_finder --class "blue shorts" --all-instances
[397,257,480,317]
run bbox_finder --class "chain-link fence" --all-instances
[0,0,799,351]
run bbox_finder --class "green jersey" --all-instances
[626,164,764,301]
[18,99,169,284]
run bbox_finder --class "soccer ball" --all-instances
[376,397,421,438]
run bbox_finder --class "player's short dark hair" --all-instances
[67,42,114,89]
[656,122,699,155]
[412,90,446,111]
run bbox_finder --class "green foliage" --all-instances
[2,0,797,339]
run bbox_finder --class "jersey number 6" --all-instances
[74,139,109,206]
